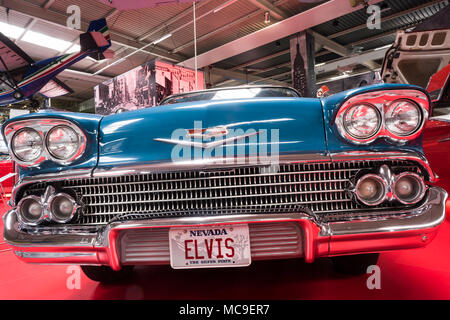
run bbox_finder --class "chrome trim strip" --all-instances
[14,251,96,259]
[93,153,331,177]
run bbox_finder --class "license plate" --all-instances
[169,224,251,269]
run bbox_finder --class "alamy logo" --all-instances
[367,4,381,30]
[366,265,381,290]
[66,266,81,290]
[155,120,281,167]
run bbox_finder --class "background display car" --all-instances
[380,8,450,194]
[1,84,447,282]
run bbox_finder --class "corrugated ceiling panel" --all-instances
[109,2,192,39]
[334,2,446,46]
[169,0,261,55]
[278,0,324,15]
[0,7,32,28]
[50,0,113,23]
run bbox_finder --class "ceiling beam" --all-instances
[179,0,383,69]
[0,0,185,63]
[309,29,380,70]
[315,46,387,75]
[230,49,290,70]
[171,0,290,54]
[308,30,350,56]
[138,0,214,42]
[247,0,288,20]
[42,0,56,9]
[210,67,287,86]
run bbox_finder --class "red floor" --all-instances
[1,201,450,300]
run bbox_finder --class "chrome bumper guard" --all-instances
[3,187,447,271]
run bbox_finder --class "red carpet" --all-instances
[1,201,450,300]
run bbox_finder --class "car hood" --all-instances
[97,97,328,169]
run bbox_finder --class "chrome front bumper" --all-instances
[3,187,447,271]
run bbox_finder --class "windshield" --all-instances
[159,87,299,105]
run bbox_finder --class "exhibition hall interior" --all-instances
[0,0,450,300]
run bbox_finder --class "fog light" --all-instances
[355,174,387,206]
[394,173,426,204]
[17,196,44,226]
[49,193,78,223]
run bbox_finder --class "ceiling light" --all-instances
[0,21,24,39]
[213,0,238,13]
[374,44,392,51]
[22,30,73,52]
[152,33,172,45]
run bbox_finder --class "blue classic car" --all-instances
[1,84,447,282]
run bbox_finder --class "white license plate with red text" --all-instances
[169,224,251,269]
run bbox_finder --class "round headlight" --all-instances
[46,125,80,161]
[385,99,422,136]
[17,196,44,226]
[343,104,381,139]
[12,128,43,163]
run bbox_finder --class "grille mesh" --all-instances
[22,160,422,225]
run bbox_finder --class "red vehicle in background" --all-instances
[380,6,450,200]
[0,158,14,198]
[423,65,450,193]
[0,136,14,199]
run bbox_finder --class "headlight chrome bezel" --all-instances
[340,103,382,142]
[335,89,429,145]
[45,125,82,162]
[4,119,87,166]
[11,127,44,163]
[385,99,422,137]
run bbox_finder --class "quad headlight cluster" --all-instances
[17,186,79,226]
[336,89,429,144]
[352,165,426,207]
[4,119,86,166]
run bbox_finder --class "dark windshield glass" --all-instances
[160,87,299,105]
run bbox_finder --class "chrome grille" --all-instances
[22,160,423,225]
[119,222,303,265]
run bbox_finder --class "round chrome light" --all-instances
[343,103,381,140]
[385,99,422,136]
[355,174,387,206]
[11,128,43,163]
[394,173,426,205]
[46,125,80,161]
[49,193,77,223]
[17,196,44,226]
